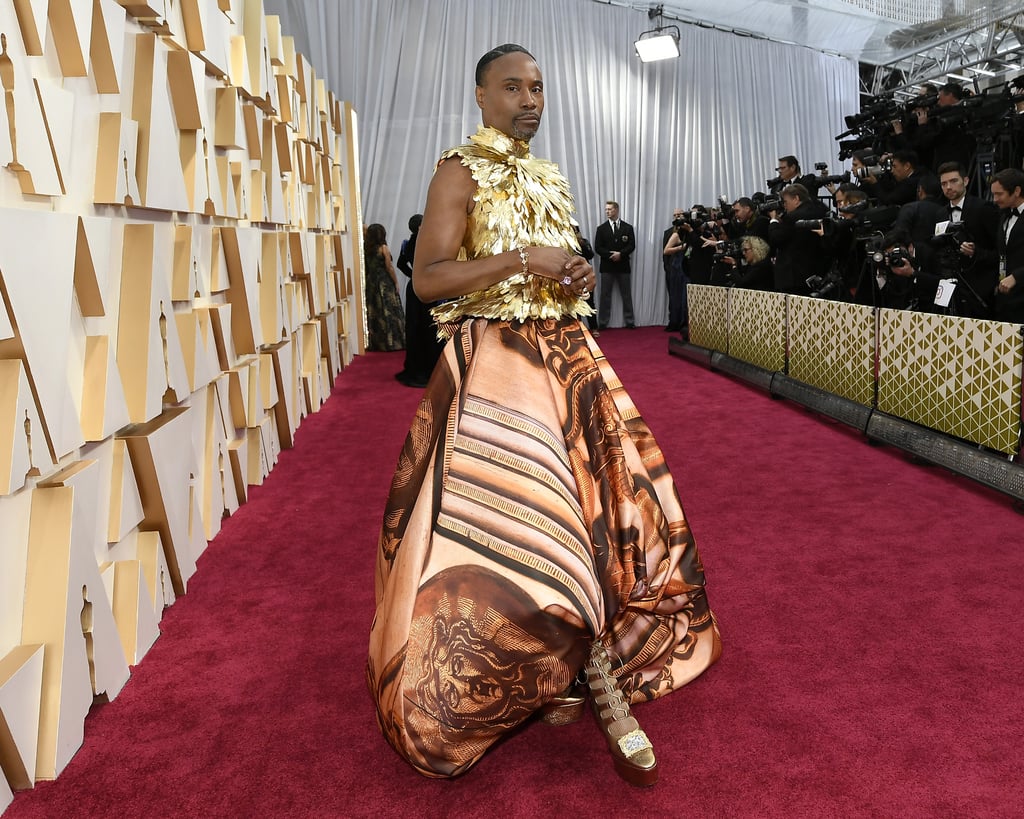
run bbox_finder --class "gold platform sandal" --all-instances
[585,640,658,787]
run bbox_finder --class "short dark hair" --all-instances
[408,213,423,232]
[992,168,1024,196]
[475,44,535,86]
[843,188,868,204]
[936,161,968,178]
[892,150,919,168]
[939,82,964,100]
[917,174,942,200]
[734,197,753,209]
[779,155,800,172]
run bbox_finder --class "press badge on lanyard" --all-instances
[999,254,1007,280]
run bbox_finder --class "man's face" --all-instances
[778,160,797,181]
[733,203,752,222]
[672,209,684,223]
[991,180,1023,209]
[892,159,912,181]
[940,171,968,202]
[782,193,800,213]
[606,203,619,220]
[475,51,544,141]
[938,90,957,107]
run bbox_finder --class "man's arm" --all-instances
[413,158,590,303]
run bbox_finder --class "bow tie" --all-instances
[1008,208,1022,219]
[949,205,961,212]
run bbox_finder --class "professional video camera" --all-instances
[835,95,901,160]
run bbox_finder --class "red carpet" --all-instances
[6,326,1023,818]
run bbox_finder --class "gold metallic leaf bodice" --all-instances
[429,126,593,329]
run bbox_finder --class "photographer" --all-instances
[914,82,977,170]
[726,197,770,242]
[858,149,927,207]
[717,235,773,291]
[873,228,936,310]
[767,183,829,295]
[681,205,720,285]
[892,174,947,270]
[930,161,1000,318]
[767,155,820,198]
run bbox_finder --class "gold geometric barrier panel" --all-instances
[728,289,787,372]
[687,284,728,353]
[877,310,1022,454]
[789,296,876,407]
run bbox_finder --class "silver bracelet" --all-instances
[517,246,529,275]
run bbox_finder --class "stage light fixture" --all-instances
[635,27,681,62]
[635,5,680,63]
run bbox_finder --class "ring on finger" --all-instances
[580,287,590,298]
[561,275,572,286]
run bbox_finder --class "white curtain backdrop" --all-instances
[264,0,858,326]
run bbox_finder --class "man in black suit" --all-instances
[990,168,1024,324]
[770,155,820,199]
[767,184,828,295]
[594,200,636,328]
[933,161,1000,318]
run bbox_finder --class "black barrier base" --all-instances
[865,413,1024,502]
[670,340,1024,504]
[770,374,874,433]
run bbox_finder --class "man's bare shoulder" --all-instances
[430,156,477,211]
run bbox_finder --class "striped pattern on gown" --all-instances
[367,316,720,778]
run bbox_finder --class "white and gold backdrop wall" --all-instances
[877,310,1022,455]
[788,297,875,407]
[0,0,363,804]
[727,289,787,373]
[686,284,729,353]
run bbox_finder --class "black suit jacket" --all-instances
[594,220,636,274]
[768,202,828,295]
[951,196,1000,318]
[995,210,1024,323]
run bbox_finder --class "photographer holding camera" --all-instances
[712,235,773,291]
[767,156,820,197]
[913,82,978,171]
[857,149,926,207]
[872,228,936,310]
[767,183,829,295]
[726,197,770,242]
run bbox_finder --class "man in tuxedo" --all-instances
[594,200,637,328]
[770,155,820,198]
[933,161,1000,318]
[990,168,1024,323]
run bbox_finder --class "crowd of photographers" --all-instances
[663,80,1024,328]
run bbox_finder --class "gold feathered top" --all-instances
[429,125,593,330]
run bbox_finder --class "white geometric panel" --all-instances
[878,310,1022,454]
